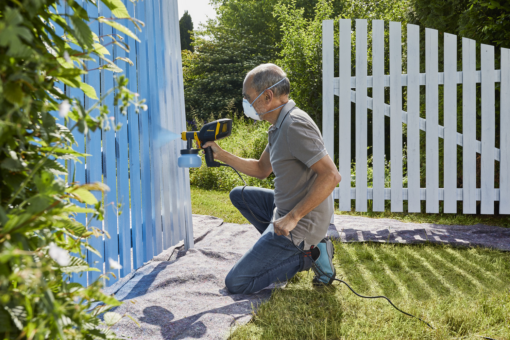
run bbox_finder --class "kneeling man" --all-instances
[203,64,342,295]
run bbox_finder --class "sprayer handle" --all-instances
[204,146,221,167]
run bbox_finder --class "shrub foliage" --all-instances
[0,0,144,338]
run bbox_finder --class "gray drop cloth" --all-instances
[104,214,510,340]
[104,215,275,340]
[329,214,510,251]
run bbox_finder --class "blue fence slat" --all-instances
[65,1,88,287]
[168,0,193,245]
[160,0,184,245]
[151,0,175,251]
[99,2,119,287]
[145,0,164,256]
[114,26,132,278]
[60,0,194,285]
[83,0,105,285]
[125,0,144,270]
[136,0,155,262]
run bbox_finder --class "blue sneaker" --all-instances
[312,238,336,286]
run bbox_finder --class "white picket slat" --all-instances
[322,20,335,220]
[480,44,495,214]
[425,28,439,213]
[339,19,352,211]
[390,22,403,212]
[462,38,477,214]
[501,48,510,214]
[355,20,368,211]
[407,24,420,213]
[372,20,385,212]
[443,33,457,213]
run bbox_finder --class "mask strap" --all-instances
[256,103,286,117]
[249,77,287,106]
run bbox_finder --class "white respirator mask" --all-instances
[242,78,287,121]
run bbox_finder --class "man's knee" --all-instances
[229,186,244,207]
[225,269,247,295]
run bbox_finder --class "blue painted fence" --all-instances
[56,0,193,287]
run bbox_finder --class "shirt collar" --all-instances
[269,100,296,131]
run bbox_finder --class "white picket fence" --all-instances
[322,19,510,215]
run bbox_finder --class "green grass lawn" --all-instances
[191,186,510,228]
[191,186,510,339]
[228,241,510,340]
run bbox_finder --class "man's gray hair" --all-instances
[245,63,290,98]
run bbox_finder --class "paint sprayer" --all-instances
[177,118,232,168]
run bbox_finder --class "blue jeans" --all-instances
[225,186,308,295]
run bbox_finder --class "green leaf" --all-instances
[98,18,140,42]
[3,82,24,105]
[71,188,98,205]
[61,256,100,273]
[4,306,25,331]
[79,81,98,99]
[101,0,130,18]
[103,312,123,326]
[62,206,96,214]
[64,220,87,237]
[0,8,33,57]
[83,242,101,257]
[0,308,12,332]
[41,147,86,157]
[71,15,94,48]
[49,68,87,78]
[0,158,23,171]
[0,206,8,226]
[93,43,110,56]
[56,76,80,89]
[114,57,134,66]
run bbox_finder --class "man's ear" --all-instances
[265,90,273,102]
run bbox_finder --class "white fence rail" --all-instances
[322,19,510,214]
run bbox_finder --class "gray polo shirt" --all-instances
[265,100,334,250]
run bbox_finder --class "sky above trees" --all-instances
[178,0,217,28]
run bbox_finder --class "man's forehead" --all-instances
[242,77,254,97]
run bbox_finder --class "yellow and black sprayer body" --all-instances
[178,119,232,168]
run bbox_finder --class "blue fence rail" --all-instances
[56,0,193,287]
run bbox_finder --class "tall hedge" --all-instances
[0,0,145,338]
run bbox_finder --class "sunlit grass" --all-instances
[190,186,510,339]
[229,242,510,340]
[190,186,248,224]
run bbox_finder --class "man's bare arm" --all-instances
[274,155,341,236]
[202,141,272,180]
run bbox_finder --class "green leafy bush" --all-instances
[0,0,144,338]
[189,114,274,191]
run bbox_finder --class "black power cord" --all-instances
[222,163,497,339]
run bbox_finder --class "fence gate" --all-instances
[322,19,510,215]
[53,0,193,287]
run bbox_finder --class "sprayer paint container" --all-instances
[178,149,202,168]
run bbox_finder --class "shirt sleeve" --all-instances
[287,119,328,168]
